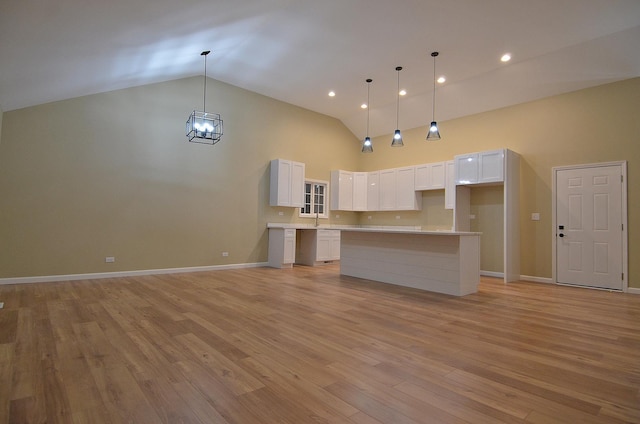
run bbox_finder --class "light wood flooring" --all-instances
[0,265,639,423]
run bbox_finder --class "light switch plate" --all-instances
[531,213,540,221]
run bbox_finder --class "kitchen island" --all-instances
[340,228,481,296]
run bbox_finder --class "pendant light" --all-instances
[186,50,224,145]
[426,51,441,141]
[391,66,404,147]
[362,78,373,153]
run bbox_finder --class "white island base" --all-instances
[340,229,481,296]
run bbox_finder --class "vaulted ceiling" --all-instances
[1,0,639,138]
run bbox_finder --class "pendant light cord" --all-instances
[396,67,401,128]
[432,57,436,120]
[366,81,371,136]
[431,52,438,121]
[203,54,207,114]
[201,50,210,115]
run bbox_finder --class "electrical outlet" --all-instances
[531,213,540,221]
[222,252,229,257]
[335,214,340,219]
[469,214,476,219]
[278,211,284,216]
[105,256,115,263]
[395,215,401,220]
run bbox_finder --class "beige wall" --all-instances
[0,77,360,278]
[1,76,638,287]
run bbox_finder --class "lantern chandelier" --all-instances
[186,50,223,145]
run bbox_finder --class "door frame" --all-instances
[552,161,628,291]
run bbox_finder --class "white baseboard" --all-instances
[0,262,269,286]
[480,271,554,284]
[627,287,640,295]
[480,270,503,278]
[480,270,553,284]
[519,275,553,284]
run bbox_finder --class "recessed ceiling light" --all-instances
[328,91,336,97]
[399,89,407,96]
[437,76,446,84]
[501,53,511,62]
[361,103,368,109]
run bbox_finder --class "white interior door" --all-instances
[555,164,624,290]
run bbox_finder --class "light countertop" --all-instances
[266,223,480,236]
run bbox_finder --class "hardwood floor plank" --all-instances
[241,354,359,419]
[0,266,638,423]
[174,332,265,395]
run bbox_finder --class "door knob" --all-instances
[559,233,565,238]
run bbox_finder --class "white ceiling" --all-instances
[1,0,639,139]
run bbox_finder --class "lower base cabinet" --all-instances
[297,229,340,266]
[268,228,296,268]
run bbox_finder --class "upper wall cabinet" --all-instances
[367,171,380,211]
[331,167,420,211]
[330,170,354,211]
[270,159,305,207]
[415,162,446,191]
[455,149,505,185]
[380,166,422,211]
[330,170,369,211]
[352,172,368,211]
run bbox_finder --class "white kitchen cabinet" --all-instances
[415,162,446,190]
[455,149,505,185]
[317,229,341,261]
[444,160,455,210]
[453,148,520,283]
[331,171,368,211]
[353,172,368,211]
[379,167,422,211]
[297,229,340,266]
[367,171,380,211]
[379,169,396,210]
[330,170,354,211]
[396,166,421,210]
[268,228,296,268]
[270,159,305,207]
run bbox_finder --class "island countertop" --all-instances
[266,223,480,236]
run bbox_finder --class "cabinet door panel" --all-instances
[429,162,446,189]
[479,150,504,183]
[396,167,416,210]
[284,234,296,263]
[379,169,396,210]
[290,161,305,207]
[316,237,331,261]
[353,172,368,211]
[415,164,429,190]
[367,171,380,211]
[455,154,479,184]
